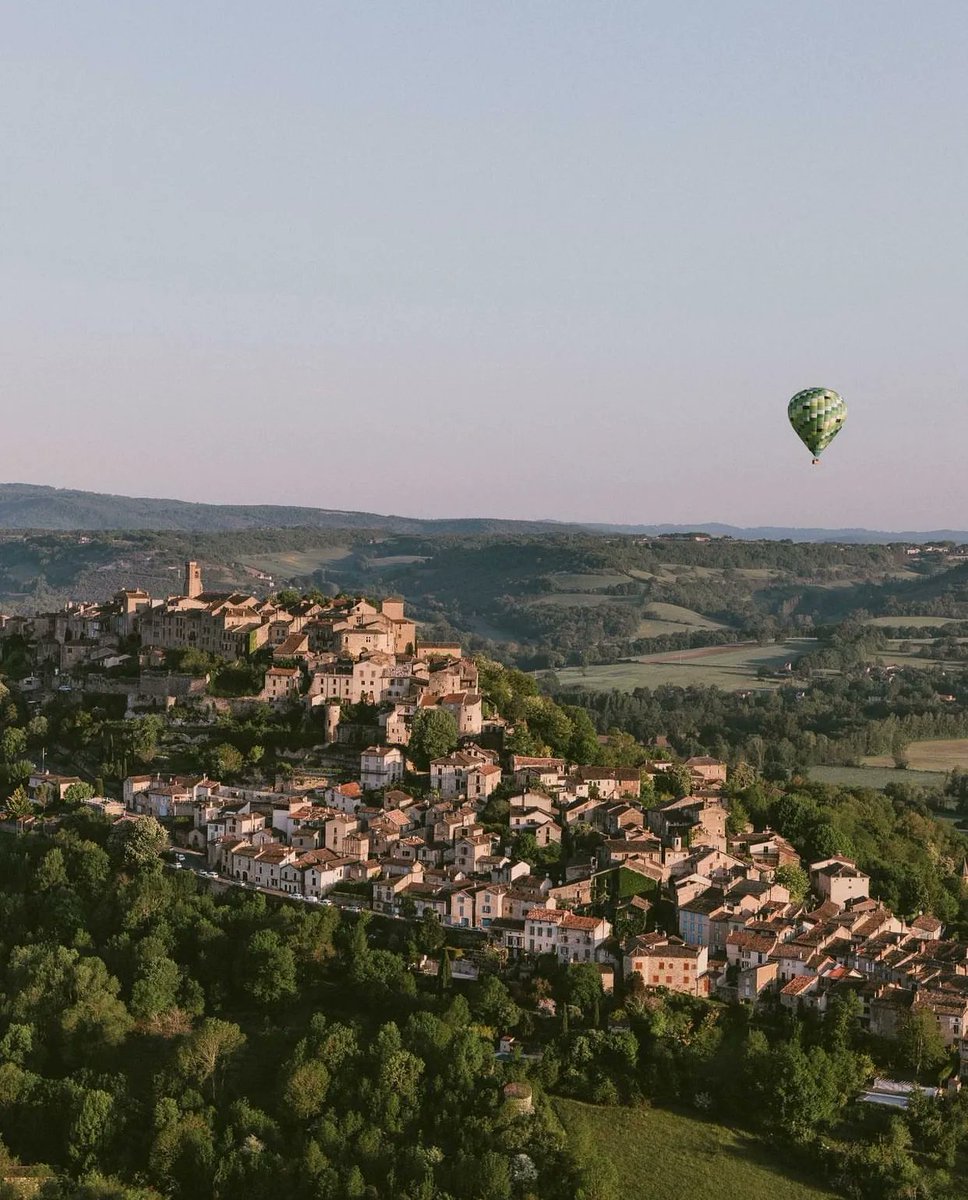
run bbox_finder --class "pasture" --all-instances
[555,1099,837,1200]
[866,615,964,628]
[637,602,728,638]
[363,555,429,567]
[242,547,353,577]
[549,572,630,591]
[528,592,626,608]
[552,639,810,692]
[644,601,724,628]
[862,738,968,772]
[808,765,946,790]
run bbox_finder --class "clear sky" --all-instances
[3,3,967,530]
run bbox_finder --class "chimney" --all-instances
[185,561,203,599]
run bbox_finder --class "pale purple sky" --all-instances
[3,3,967,530]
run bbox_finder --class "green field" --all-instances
[242,548,353,577]
[878,649,945,669]
[628,567,676,582]
[556,1099,837,1200]
[809,765,946,790]
[866,615,964,628]
[550,572,631,591]
[529,592,627,608]
[862,737,968,772]
[637,602,728,638]
[636,618,708,636]
[553,640,810,692]
[645,602,724,628]
[363,554,429,567]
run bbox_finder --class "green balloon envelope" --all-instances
[787,387,847,459]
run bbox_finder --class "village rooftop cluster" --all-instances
[4,563,968,1084]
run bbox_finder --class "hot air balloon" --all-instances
[787,387,847,464]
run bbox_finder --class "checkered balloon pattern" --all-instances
[787,388,847,458]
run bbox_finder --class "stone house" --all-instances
[360,745,405,791]
[625,934,709,995]
[811,857,871,906]
[262,665,301,703]
[684,756,728,785]
[524,908,611,962]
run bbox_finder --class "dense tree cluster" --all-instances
[0,815,592,1200]
[551,665,968,773]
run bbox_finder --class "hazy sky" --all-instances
[3,3,968,530]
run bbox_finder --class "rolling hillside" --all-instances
[4,482,968,542]
[0,483,577,535]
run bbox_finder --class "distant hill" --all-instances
[584,522,968,543]
[0,483,575,536]
[1,483,967,543]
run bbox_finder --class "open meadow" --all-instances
[866,615,965,629]
[862,738,968,772]
[555,1099,837,1200]
[241,547,353,577]
[548,571,631,590]
[636,601,727,637]
[808,765,947,790]
[552,639,811,692]
[528,592,630,608]
[807,740,968,790]
[877,645,945,669]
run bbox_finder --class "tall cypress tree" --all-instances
[437,948,452,996]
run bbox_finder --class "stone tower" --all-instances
[184,560,203,599]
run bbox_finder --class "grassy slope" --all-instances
[861,738,968,771]
[240,547,354,576]
[551,640,808,692]
[809,765,947,789]
[643,602,725,628]
[867,615,967,628]
[555,1099,837,1200]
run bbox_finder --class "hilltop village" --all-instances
[3,562,968,1090]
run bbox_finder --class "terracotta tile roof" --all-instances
[781,976,815,996]
[561,914,605,932]
[525,908,564,923]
